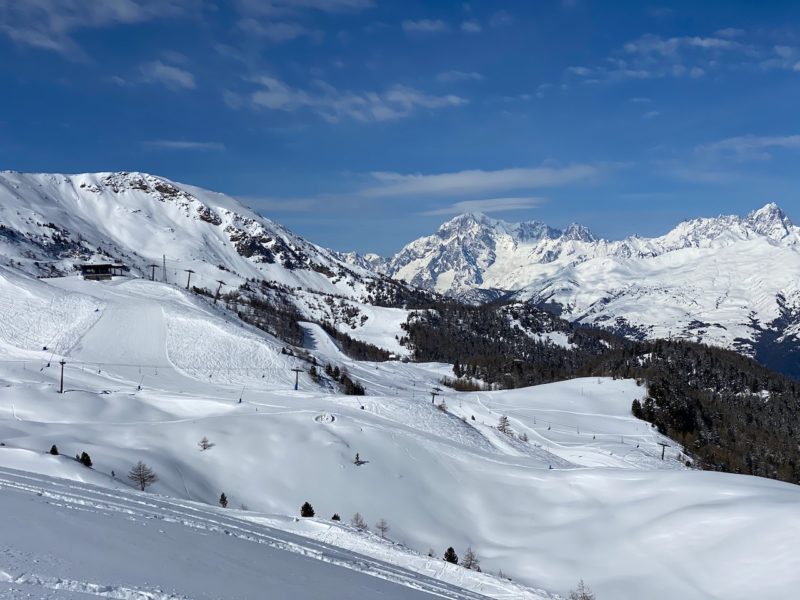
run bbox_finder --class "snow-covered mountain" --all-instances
[0,171,377,294]
[0,171,431,356]
[373,205,800,374]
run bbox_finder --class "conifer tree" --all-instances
[443,547,458,564]
[301,501,315,517]
[219,493,228,508]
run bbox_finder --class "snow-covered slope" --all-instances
[0,467,499,600]
[0,268,799,600]
[373,206,800,373]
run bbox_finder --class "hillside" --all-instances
[0,265,798,599]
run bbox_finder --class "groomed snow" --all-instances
[0,272,798,600]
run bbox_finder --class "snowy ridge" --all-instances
[0,171,427,355]
[0,171,375,296]
[371,205,800,372]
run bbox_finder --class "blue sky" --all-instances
[1,0,799,254]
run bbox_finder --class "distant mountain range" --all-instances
[346,204,800,376]
[0,171,797,377]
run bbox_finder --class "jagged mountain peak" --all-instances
[563,223,597,242]
[745,202,794,238]
[435,212,593,244]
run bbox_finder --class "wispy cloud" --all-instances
[227,76,467,123]
[420,197,546,216]
[362,164,599,197]
[642,110,661,119]
[140,60,196,90]
[436,70,484,83]
[233,0,374,16]
[624,34,742,56]
[402,19,449,34]
[696,134,800,162]
[145,140,225,150]
[237,18,322,43]
[0,0,200,60]
[566,31,758,83]
[489,10,513,27]
[566,66,592,76]
[715,27,745,38]
[461,20,481,33]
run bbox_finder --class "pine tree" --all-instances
[453,359,463,378]
[301,501,315,517]
[497,415,512,435]
[128,461,158,491]
[331,513,341,521]
[219,493,228,508]
[443,547,458,564]
[198,436,213,451]
[49,444,59,456]
[79,451,92,467]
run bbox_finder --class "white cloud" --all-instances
[689,66,705,78]
[233,0,373,16]
[436,70,484,83]
[697,134,800,162]
[715,27,745,38]
[145,140,225,150]
[232,76,466,123]
[361,164,599,197]
[460,20,481,33]
[237,18,322,43]
[624,34,741,56]
[630,96,651,103]
[566,66,592,76]
[489,10,512,27]
[642,110,660,119]
[0,0,200,59]
[140,60,196,90]
[420,197,546,216]
[402,19,449,34]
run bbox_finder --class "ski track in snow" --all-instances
[0,467,533,600]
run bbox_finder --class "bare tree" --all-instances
[461,547,481,571]
[568,579,596,600]
[198,436,214,451]
[351,512,368,531]
[497,415,513,435]
[375,518,390,539]
[128,461,158,491]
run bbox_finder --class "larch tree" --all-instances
[128,461,158,491]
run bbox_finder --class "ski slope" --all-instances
[0,466,503,600]
[0,270,798,600]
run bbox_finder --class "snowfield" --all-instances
[0,270,798,599]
